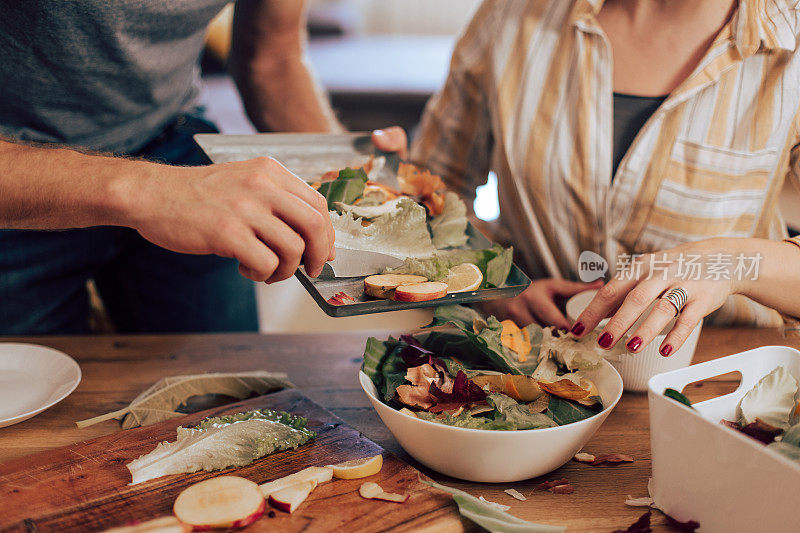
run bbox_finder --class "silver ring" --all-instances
[660,287,688,316]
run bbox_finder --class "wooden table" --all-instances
[1,327,797,532]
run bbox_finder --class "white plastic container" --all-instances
[359,360,623,482]
[567,289,702,392]
[647,346,800,532]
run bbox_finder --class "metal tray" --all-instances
[194,133,531,317]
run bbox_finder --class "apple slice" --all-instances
[364,274,427,299]
[267,480,317,513]
[393,282,448,302]
[173,476,264,531]
[259,466,333,498]
[359,482,409,503]
[102,516,191,533]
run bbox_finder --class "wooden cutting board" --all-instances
[0,390,469,533]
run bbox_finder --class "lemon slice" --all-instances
[327,454,383,479]
[444,263,483,292]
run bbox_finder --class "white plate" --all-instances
[0,343,81,428]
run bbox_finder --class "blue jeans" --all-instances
[0,113,258,335]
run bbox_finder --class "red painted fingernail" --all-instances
[661,344,673,357]
[598,332,614,349]
[570,322,585,336]
[627,336,642,352]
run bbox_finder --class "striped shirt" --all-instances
[411,0,800,327]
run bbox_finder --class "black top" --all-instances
[612,92,668,178]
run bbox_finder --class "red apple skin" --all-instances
[189,499,265,531]
[230,498,266,528]
[393,283,447,302]
[267,494,293,513]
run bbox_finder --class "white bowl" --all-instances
[359,361,623,482]
[567,289,702,392]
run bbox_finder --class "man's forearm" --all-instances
[0,138,150,230]
[232,52,342,133]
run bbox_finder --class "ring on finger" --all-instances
[659,286,688,316]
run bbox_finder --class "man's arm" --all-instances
[229,0,342,132]
[0,138,334,281]
[0,138,148,230]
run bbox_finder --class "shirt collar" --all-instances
[733,0,798,57]
[571,0,604,22]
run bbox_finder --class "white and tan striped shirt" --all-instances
[412,0,800,327]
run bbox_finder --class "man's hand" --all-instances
[481,278,604,329]
[129,157,335,283]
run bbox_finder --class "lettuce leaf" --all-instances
[782,421,800,447]
[331,198,435,258]
[362,337,392,386]
[737,366,798,430]
[539,327,621,372]
[426,306,541,375]
[197,409,314,437]
[416,393,556,431]
[530,357,581,386]
[488,393,558,429]
[424,480,566,533]
[546,396,601,425]
[767,441,800,464]
[385,244,513,287]
[361,336,407,401]
[485,245,514,288]
[430,192,469,248]
[127,412,314,485]
[422,332,500,376]
[317,167,368,209]
[381,344,409,403]
[664,388,694,408]
[335,197,404,219]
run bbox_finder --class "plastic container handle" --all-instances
[648,347,794,397]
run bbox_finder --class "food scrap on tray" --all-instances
[326,291,355,306]
[312,159,513,304]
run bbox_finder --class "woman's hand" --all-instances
[570,239,742,356]
[371,127,408,158]
[482,278,604,329]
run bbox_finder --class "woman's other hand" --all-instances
[481,278,604,329]
[371,127,408,158]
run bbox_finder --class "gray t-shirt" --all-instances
[0,1,229,153]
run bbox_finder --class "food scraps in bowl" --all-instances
[361,305,625,430]
[665,365,800,464]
